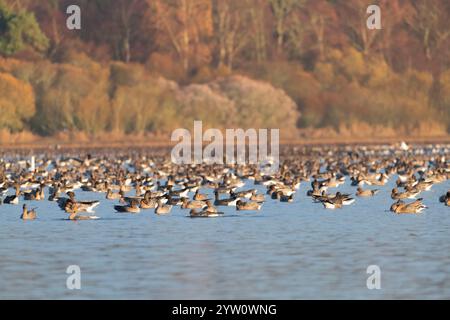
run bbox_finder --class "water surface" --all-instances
[1,178,449,299]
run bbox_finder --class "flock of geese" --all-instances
[0,143,449,221]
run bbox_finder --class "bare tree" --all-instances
[339,0,382,56]
[269,0,304,55]
[246,0,267,62]
[406,0,450,116]
[213,0,250,70]
[152,0,212,73]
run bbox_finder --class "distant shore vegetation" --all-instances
[0,0,449,142]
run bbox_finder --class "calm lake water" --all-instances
[1,176,449,299]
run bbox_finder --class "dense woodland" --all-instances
[0,0,449,141]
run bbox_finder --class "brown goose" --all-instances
[181,197,207,209]
[390,198,426,214]
[356,187,379,197]
[189,209,223,218]
[236,200,262,211]
[155,200,172,215]
[21,204,36,220]
[114,200,140,213]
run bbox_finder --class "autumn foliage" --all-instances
[0,0,449,141]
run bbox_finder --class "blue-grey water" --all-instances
[1,178,449,299]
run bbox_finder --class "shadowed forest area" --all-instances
[0,0,449,144]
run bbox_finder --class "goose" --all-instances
[236,200,262,211]
[214,190,239,206]
[181,197,207,209]
[139,196,158,209]
[322,199,342,209]
[106,189,123,200]
[121,195,143,205]
[320,192,354,208]
[165,195,183,206]
[306,188,323,197]
[215,185,235,194]
[24,184,45,201]
[310,179,328,192]
[114,200,140,213]
[391,188,420,200]
[280,193,294,203]
[59,191,100,213]
[204,200,218,214]
[48,183,61,201]
[67,205,100,220]
[356,187,379,197]
[322,175,345,188]
[390,198,426,214]
[193,189,209,201]
[59,181,82,193]
[21,204,36,220]
[250,190,265,202]
[414,180,434,191]
[155,200,172,215]
[189,209,223,218]
[168,186,189,198]
[134,183,146,197]
[369,173,389,186]
[20,181,40,190]
[232,189,256,199]
[266,185,278,197]
[4,185,20,205]
[312,191,351,203]
[439,191,450,206]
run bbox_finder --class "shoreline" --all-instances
[1,135,449,152]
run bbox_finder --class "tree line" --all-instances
[0,0,449,138]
